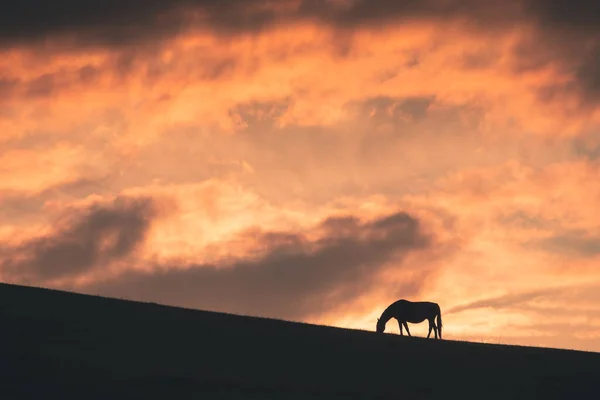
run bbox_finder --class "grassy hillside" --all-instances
[0,282,598,399]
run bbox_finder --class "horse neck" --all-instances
[379,307,394,324]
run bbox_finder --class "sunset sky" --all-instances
[1,0,600,352]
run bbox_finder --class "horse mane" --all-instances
[380,299,406,321]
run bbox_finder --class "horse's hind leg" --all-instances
[431,318,439,339]
[403,321,411,336]
[427,319,438,339]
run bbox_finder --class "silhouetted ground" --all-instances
[0,283,598,399]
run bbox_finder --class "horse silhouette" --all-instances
[376,299,443,339]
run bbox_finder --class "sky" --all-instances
[1,0,600,352]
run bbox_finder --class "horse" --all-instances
[376,299,443,339]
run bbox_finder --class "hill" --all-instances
[0,282,598,399]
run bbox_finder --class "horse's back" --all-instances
[393,300,439,315]
[394,300,438,308]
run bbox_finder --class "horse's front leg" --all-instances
[403,321,411,336]
[397,319,404,336]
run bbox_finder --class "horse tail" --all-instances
[436,305,443,339]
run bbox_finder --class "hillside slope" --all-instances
[0,282,598,399]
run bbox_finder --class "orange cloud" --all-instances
[0,144,88,194]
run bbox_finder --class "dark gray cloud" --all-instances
[80,210,432,320]
[496,211,560,231]
[0,0,273,48]
[574,46,600,103]
[351,96,436,124]
[229,98,292,131]
[528,44,600,108]
[0,64,103,101]
[0,196,159,283]
[522,0,600,33]
[511,1,600,106]
[571,134,600,161]
[526,231,600,258]
[0,1,595,48]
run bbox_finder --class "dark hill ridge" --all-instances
[0,283,598,399]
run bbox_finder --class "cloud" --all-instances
[0,144,90,194]
[3,0,599,113]
[508,1,600,108]
[446,288,558,315]
[0,177,110,226]
[0,1,595,49]
[349,96,436,124]
[0,0,292,49]
[523,0,600,33]
[526,231,600,258]
[0,196,160,283]
[447,283,600,316]
[79,210,433,320]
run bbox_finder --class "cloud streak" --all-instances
[446,288,559,315]
[80,210,433,320]
[0,196,159,284]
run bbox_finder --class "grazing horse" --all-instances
[376,299,443,339]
